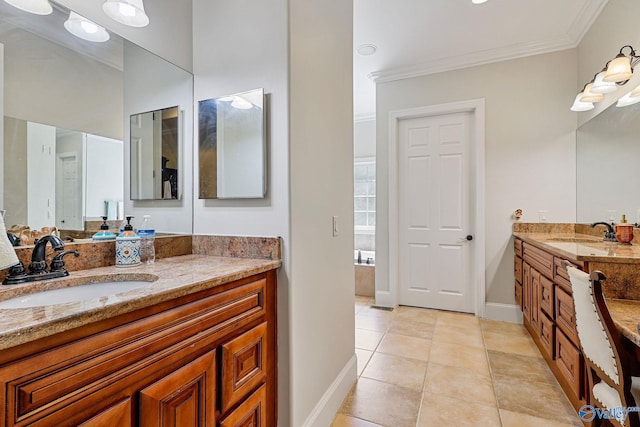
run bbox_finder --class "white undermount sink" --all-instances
[0,275,158,309]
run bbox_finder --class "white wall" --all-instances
[289,0,355,424]
[376,50,577,308]
[27,122,56,230]
[3,117,26,227]
[57,0,193,72]
[85,135,123,219]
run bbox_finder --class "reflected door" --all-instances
[55,152,82,230]
[398,112,473,313]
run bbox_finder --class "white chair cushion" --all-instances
[567,267,619,384]
[593,376,640,424]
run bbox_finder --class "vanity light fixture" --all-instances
[472,0,488,3]
[230,97,253,110]
[3,0,52,15]
[570,93,594,112]
[616,91,640,107]
[571,44,640,111]
[102,0,149,28]
[64,12,110,43]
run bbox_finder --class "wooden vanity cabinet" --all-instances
[0,270,277,427]
[515,238,585,411]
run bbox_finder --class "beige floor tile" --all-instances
[395,305,438,323]
[339,378,421,427]
[493,374,582,425]
[499,409,582,427]
[424,362,497,407]
[376,333,432,361]
[355,329,384,351]
[357,306,396,319]
[361,353,427,391]
[331,414,383,427]
[355,348,373,377]
[417,392,501,427]
[387,317,435,339]
[432,322,485,348]
[429,340,490,375]
[487,350,556,384]
[436,310,480,328]
[480,318,529,337]
[355,314,393,333]
[483,330,541,357]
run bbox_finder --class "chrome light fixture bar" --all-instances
[571,45,640,111]
[3,0,52,15]
[102,0,149,28]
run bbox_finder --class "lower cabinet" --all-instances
[515,238,585,412]
[0,270,277,427]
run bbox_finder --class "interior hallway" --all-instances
[331,297,583,427]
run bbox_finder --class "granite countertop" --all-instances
[0,254,281,350]
[606,299,640,347]
[513,232,640,264]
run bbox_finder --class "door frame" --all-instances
[387,99,486,317]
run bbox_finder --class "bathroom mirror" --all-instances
[198,88,266,199]
[0,1,193,234]
[130,106,181,200]
[576,100,640,224]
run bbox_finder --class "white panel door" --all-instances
[398,112,473,313]
[55,152,82,230]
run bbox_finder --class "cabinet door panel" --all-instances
[556,329,582,398]
[523,262,531,322]
[539,275,554,318]
[530,268,540,331]
[140,350,216,427]
[555,286,579,345]
[219,385,266,427]
[78,398,132,427]
[221,323,267,413]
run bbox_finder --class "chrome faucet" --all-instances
[591,222,617,242]
[3,235,80,285]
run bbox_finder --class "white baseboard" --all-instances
[483,302,522,323]
[374,290,394,308]
[301,354,357,427]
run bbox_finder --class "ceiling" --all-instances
[353,0,608,119]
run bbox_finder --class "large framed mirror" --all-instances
[576,100,640,224]
[198,88,266,199]
[0,0,193,237]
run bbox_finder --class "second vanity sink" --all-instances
[0,274,158,309]
[548,236,602,243]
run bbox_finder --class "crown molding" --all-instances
[369,0,608,84]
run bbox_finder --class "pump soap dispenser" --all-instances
[92,216,116,241]
[116,216,141,267]
[615,214,634,244]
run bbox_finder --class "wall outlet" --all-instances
[538,210,548,222]
[332,216,339,237]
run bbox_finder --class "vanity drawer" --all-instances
[523,243,553,280]
[220,322,268,413]
[539,313,554,360]
[556,329,582,398]
[0,277,267,424]
[514,238,523,257]
[554,257,583,294]
[555,285,579,345]
[514,256,523,284]
[539,275,554,318]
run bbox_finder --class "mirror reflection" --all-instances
[130,106,180,200]
[576,100,640,224]
[4,117,123,231]
[198,88,266,199]
[0,1,193,235]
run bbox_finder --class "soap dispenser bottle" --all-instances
[115,216,141,267]
[92,216,116,241]
[615,214,634,244]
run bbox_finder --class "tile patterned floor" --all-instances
[332,297,583,427]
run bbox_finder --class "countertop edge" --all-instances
[0,255,281,350]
